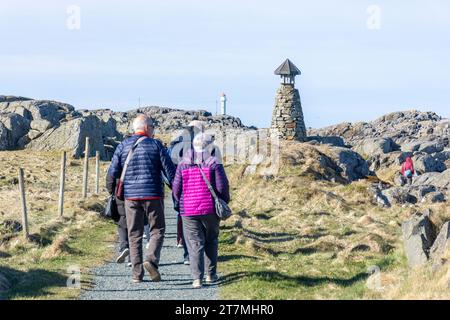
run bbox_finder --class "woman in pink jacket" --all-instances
[172,133,230,289]
[401,157,415,185]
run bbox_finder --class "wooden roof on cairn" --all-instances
[274,59,301,76]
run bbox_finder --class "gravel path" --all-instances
[80,197,219,300]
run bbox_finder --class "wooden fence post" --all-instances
[18,168,29,240]
[82,137,90,198]
[95,151,100,195]
[58,151,67,217]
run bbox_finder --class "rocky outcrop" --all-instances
[412,153,447,173]
[430,222,450,263]
[368,183,391,207]
[307,136,345,147]
[308,111,449,160]
[0,96,254,159]
[401,139,446,154]
[424,191,446,203]
[26,116,108,159]
[0,97,82,153]
[402,213,436,268]
[309,110,450,203]
[322,147,369,182]
[352,138,397,157]
[243,141,369,184]
[0,122,8,150]
[369,182,447,207]
[82,106,251,135]
[308,110,449,146]
[402,210,450,269]
[368,151,447,183]
[412,169,450,196]
[367,151,411,173]
[382,187,417,206]
[0,95,32,103]
[0,113,31,149]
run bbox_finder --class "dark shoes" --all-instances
[143,261,161,282]
[205,274,219,284]
[116,248,130,264]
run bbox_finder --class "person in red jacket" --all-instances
[401,157,415,185]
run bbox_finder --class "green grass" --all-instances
[0,215,116,300]
[1,149,447,300]
[0,150,117,300]
[217,157,412,300]
[218,224,404,300]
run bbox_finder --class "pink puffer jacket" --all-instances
[172,153,230,216]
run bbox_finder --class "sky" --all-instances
[0,0,449,129]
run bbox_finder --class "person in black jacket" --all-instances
[168,125,196,265]
[105,174,131,265]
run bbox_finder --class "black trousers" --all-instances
[118,216,129,252]
[117,200,128,253]
[177,214,189,260]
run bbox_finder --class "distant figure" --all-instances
[108,114,176,283]
[401,157,415,185]
[172,132,230,289]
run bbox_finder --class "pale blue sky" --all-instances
[1,0,449,128]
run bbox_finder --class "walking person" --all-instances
[105,174,131,266]
[401,157,415,185]
[108,114,176,283]
[172,132,230,289]
[168,124,200,265]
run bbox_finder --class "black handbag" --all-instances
[103,195,120,222]
[197,164,232,221]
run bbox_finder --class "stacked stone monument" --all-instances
[270,59,307,141]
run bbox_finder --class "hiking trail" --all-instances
[80,196,219,300]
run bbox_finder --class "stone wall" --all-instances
[270,84,307,141]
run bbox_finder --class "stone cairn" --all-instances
[270,59,307,142]
[271,84,307,141]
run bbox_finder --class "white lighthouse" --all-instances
[220,93,227,115]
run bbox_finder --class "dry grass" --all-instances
[219,141,450,299]
[0,150,116,299]
[1,141,449,299]
[379,248,450,299]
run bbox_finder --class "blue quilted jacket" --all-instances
[108,134,176,200]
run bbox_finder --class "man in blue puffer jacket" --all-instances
[108,114,176,283]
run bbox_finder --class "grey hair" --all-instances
[193,132,213,152]
[132,114,154,132]
[188,120,206,132]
